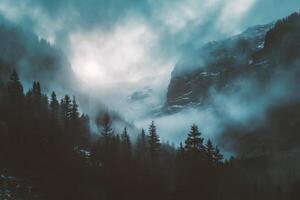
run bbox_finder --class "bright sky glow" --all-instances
[69,21,166,88]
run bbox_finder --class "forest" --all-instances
[0,70,299,200]
[0,10,300,200]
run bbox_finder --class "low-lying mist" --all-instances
[1,0,300,158]
[135,64,300,156]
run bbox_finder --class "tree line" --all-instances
[0,70,300,200]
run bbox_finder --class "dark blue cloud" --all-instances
[1,0,299,49]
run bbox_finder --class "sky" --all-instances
[0,0,299,145]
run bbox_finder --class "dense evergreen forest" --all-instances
[0,12,300,200]
[0,72,299,200]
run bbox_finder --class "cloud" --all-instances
[69,19,162,87]
[0,0,259,44]
[62,0,264,120]
[1,0,300,145]
[216,0,257,34]
[136,107,223,145]
[68,18,176,121]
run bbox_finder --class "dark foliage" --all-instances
[264,12,300,63]
[1,71,300,200]
[1,12,300,200]
[0,70,224,200]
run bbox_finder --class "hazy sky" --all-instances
[0,0,299,144]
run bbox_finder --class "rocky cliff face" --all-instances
[165,23,274,112]
[165,12,300,157]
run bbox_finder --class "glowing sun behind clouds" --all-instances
[69,21,170,89]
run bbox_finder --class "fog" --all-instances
[132,69,298,159]
[0,0,299,147]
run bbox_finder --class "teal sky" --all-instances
[0,0,299,143]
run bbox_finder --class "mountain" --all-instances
[165,22,274,112]
[0,17,74,92]
[165,12,300,157]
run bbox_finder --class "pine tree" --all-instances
[96,112,114,138]
[60,95,72,144]
[136,128,147,161]
[5,70,24,146]
[69,96,80,146]
[61,95,72,122]
[93,112,114,163]
[176,142,185,160]
[213,146,223,165]
[6,70,24,100]
[49,91,61,143]
[26,81,46,116]
[206,139,214,162]
[121,127,130,148]
[71,96,79,121]
[10,69,19,81]
[140,129,147,148]
[50,92,59,120]
[184,124,204,154]
[147,121,160,161]
[32,81,41,97]
[27,81,43,108]
[179,142,185,154]
[121,127,131,158]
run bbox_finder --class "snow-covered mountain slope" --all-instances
[165,23,274,112]
[164,12,300,157]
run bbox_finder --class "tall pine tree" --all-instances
[147,121,160,161]
[184,124,204,155]
[206,139,214,163]
[50,92,59,121]
[61,95,72,123]
[136,128,147,161]
[121,127,131,159]
[213,146,223,165]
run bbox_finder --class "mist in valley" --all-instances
[1,1,300,199]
